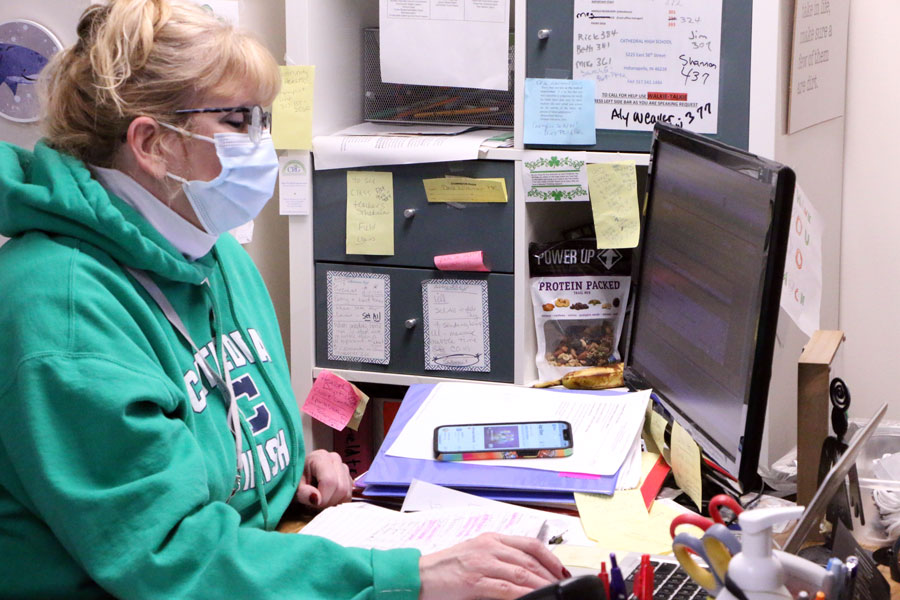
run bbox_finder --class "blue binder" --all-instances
[359,384,620,502]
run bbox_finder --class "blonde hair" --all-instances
[40,0,281,167]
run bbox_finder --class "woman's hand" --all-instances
[294,449,353,508]
[418,532,570,600]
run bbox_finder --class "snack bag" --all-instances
[529,239,632,383]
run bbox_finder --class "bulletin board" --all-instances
[525,0,752,153]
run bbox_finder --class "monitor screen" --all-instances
[627,123,795,489]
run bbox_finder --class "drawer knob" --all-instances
[403,208,417,219]
[404,318,418,329]
[537,28,552,40]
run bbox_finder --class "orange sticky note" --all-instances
[302,370,362,430]
[433,250,490,272]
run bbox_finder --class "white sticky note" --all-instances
[278,151,311,216]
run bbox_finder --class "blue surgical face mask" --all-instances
[162,123,278,237]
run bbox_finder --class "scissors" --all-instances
[669,494,743,539]
[672,523,741,597]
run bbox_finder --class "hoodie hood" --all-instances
[0,140,211,284]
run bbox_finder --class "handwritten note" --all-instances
[302,370,367,430]
[586,161,640,249]
[272,65,315,150]
[788,0,850,133]
[326,271,390,364]
[573,0,722,133]
[523,78,596,145]
[671,421,703,511]
[422,177,508,203]
[781,184,823,337]
[422,280,490,372]
[346,171,394,256]
[434,251,490,272]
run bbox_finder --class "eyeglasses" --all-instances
[173,105,271,144]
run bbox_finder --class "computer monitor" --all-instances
[626,123,796,490]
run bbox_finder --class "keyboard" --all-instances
[624,559,705,600]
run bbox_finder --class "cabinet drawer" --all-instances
[313,160,515,272]
[314,262,514,382]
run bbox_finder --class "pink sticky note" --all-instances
[433,250,490,272]
[301,370,360,430]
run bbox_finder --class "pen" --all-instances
[609,553,627,600]
[598,561,610,599]
[394,95,460,119]
[412,106,500,118]
[842,556,858,600]
[641,554,654,600]
[536,520,550,544]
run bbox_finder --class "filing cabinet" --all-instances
[314,262,515,382]
[311,159,516,381]
[312,160,516,273]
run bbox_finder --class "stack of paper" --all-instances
[358,383,650,507]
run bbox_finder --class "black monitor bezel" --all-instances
[626,123,796,490]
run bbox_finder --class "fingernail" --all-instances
[562,568,572,579]
[310,493,320,506]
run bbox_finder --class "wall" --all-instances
[235,0,291,364]
[840,2,900,422]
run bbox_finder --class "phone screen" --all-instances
[436,421,570,453]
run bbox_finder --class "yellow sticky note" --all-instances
[650,409,670,464]
[422,177,508,203]
[346,171,394,256]
[586,162,640,249]
[671,421,703,511]
[574,489,680,555]
[272,65,315,150]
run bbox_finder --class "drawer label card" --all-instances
[327,271,391,364]
[422,279,490,373]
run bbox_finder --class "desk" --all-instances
[278,500,900,599]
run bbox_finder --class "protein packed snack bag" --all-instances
[529,238,632,383]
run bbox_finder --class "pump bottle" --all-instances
[715,506,805,600]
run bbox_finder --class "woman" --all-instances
[0,1,567,598]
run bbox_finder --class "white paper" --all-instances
[326,271,390,364]
[299,501,547,554]
[401,479,593,546]
[521,151,590,202]
[278,151,311,216]
[312,129,505,171]
[615,435,643,490]
[787,0,851,133]
[336,122,478,136]
[228,220,253,244]
[379,0,510,91]
[423,280,490,372]
[573,0,722,133]
[387,382,650,476]
[781,184,824,337]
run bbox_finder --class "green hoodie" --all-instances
[0,141,421,599]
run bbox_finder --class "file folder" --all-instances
[359,384,620,502]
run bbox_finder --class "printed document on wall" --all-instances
[380,0,510,90]
[573,0,722,133]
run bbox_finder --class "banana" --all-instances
[533,362,625,390]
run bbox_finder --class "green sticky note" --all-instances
[586,162,640,249]
[346,171,394,256]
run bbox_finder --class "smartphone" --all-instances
[433,420,573,461]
